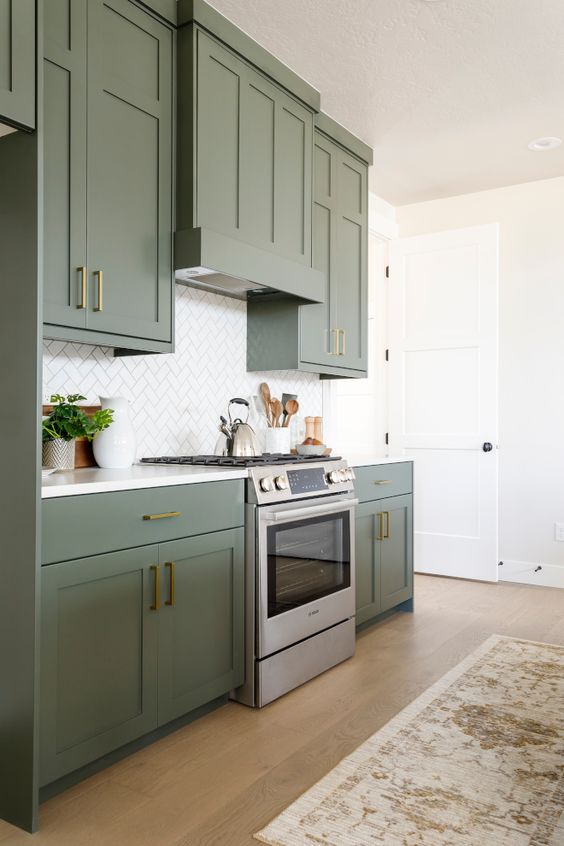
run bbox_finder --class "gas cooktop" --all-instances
[140,454,341,468]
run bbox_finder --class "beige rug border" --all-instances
[254,633,564,845]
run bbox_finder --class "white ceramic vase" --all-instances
[92,396,137,469]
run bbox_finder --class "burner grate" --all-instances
[140,454,341,468]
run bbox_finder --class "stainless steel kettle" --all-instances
[227,398,261,457]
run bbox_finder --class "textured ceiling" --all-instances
[208,0,564,205]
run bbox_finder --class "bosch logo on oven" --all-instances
[308,608,320,617]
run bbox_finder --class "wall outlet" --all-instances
[554,523,564,542]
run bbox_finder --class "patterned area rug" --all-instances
[255,635,564,846]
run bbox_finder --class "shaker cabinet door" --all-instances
[0,0,35,129]
[157,529,245,726]
[40,547,159,786]
[379,495,414,612]
[355,501,382,625]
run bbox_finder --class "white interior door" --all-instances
[389,224,499,582]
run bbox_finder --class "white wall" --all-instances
[396,176,564,588]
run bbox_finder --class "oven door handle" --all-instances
[262,498,358,523]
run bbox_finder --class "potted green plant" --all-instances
[42,394,114,470]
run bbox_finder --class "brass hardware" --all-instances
[165,561,175,607]
[384,511,391,539]
[93,270,103,311]
[77,266,87,309]
[143,511,181,521]
[373,480,392,485]
[376,512,384,541]
[338,328,346,356]
[330,328,339,356]
[150,565,160,611]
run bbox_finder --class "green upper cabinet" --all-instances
[175,2,325,303]
[43,0,174,353]
[247,112,372,378]
[0,0,35,130]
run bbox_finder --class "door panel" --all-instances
[43,0,88,327]
[380,495,413,612]
[355,502,381,625]
[40,547,159,786]
[0,0,35,129]
[389,224,499,581]
[275,101,311,263]
[240,81,275,246]
[87,0,172,342]
[157,529,244,726]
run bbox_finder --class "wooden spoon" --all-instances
[270,398,284,428]
[259,382,272,426]
[283,398,299,428]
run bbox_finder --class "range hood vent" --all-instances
[174,227,325,305]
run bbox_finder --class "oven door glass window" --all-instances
[267,511,351,618]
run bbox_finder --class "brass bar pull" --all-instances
[384,512,391,539]
[77,266,87,309]
[150,565,160,611]
[338,328,346,356]
[330,328,339,355]
[373,480,392,485]
[143,511,181,521]
[376,512,384,541]
[93,270,103,312]
[165,562,175,607]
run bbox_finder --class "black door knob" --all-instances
[482,442,493,452]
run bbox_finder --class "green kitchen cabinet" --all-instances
[247,113,372,378]
[0,0,35,130]
[39,546,160,786]
[175,4,325,302]
[43,0,174,353]
[40,525,245,786]
[355,494,413,627]
[157,529,245,726]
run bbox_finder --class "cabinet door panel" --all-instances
[275,100,311,264]
[355,502,381,625]
[157,529,244,726]
[87,0,172,343]
[0,0,35,129]
[40,547,159,786]
[380,495,414,612]
[240,81,275,246]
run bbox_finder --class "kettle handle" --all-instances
[228,397,250,425]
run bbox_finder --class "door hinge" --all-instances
[385,432,389,445]
[385,348,389,361]
[385,265,390,278]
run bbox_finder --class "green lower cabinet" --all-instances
[157,529,245,726]
[40,546,159,787]
[355,494,413,627]
[40,528,245,786]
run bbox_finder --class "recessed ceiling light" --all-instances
[528,137,562,152]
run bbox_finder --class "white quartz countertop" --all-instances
[41,455,414,498]
[41,464,249,498]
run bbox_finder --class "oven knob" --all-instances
[260,476,274,492]
[344,468,354,481]
[274,475,288,491]
[327,469,341,484]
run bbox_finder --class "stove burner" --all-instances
[140,454,341,468]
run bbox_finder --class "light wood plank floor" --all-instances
[1,575,563,845]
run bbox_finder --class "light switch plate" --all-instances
[554,523,564,542]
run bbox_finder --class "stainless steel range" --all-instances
[234,458,357,708]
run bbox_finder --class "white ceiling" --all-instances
[208,0,564,205]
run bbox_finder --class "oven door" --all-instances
[257,495,357,658]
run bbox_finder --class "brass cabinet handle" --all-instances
[143,511,181,521]
[338,328,346,356]
[330,328,339,355]
[77,266,87,309]
[150,565,160,611]
[165,561,175,607]
[93,270,103,312]
[373,480,392,485]
[376,512,384,541]
[384,511,391,539]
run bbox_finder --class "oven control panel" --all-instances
[250,460,355,505]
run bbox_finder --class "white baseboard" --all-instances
[498,559,564,589]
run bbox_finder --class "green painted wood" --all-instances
[177,0,320,111]
[240,74,276,247]
[43,0,87,328]
[0,0,35,129]
[355,501,381,626]
[379,494,414,612]
[86,0,173,344]
[135,0,177,25]
[315,111,373,165]
[0,125,42,833]
[43,322,174,354]
[353,462,413,504]
[274,97,312,265]
[39,547,159,785]
[42,481,245,565]
[157,528,245,725]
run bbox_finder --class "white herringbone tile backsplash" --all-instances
[43,286,322,458]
